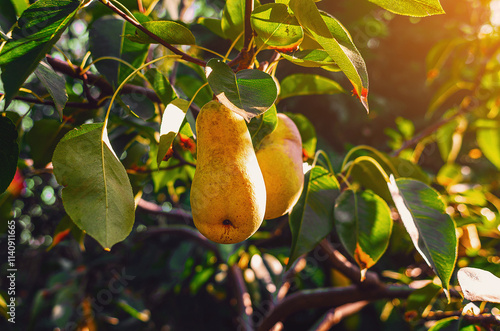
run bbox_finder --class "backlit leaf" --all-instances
[476,119,500,170]
[279,73,345,101]
[289,0,369,111]
[126,20,196,45]
[368,0,445,17]
[251,3,303,51]
[286,112,316,158]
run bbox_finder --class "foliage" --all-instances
[0,0,500,330]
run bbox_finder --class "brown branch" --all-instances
[319,239,381,288]
[136,198,193,221]
[227,0,255,70]
[98,0,206,67]
[46,55,162,103]
[257,284,413,331]
[423,310,500,328]
[313,301,369,331]
[0,93,100,109]
[230,264,254,331]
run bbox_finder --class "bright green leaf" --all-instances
[157,98,190,166]
[197,17,225,38]
[368,0,445,17]
[52,123,135,249]
[205,58,277,121]
[0,116,18,194]
[285,112,316,158]
[279,73,345,101]
[289,0,369,111]
[126,20,196,45]
[221,0,260,49]
[251,3,303,51]
[334,189,392,277]
[248,104,278,149]
[145,68,176,106]
[388,176,457,295]
[288,166,340,268]
[280,49,340,71]
[35,61,68,119]
[476,119,500,170]
[0,0,81,107]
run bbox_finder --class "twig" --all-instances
[319,239,381,288]
[98,0,206,67]
[257,284,413,331]
[230,264,254,331]
[313,301,369,331]
[136,198,193,221]
[46,55,163,104]
[0,93,100,109]
[423,310,500,328]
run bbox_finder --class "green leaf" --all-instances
[288,166,340,268]
[288,0,369,111]
[428,317,460,331]
[250,3,303,51]
[278,73,345,101]
[405,282,442,321]
[34,61,68,119]
[126,20,196,45]
[427,80,473,118]
[349,156,393,203]
[25,119,72,168]
[0,116,19,194]
[175,74,212,109]
[280,49,340,71]
[221,0,260,49]
[0,0,18,32]
[52,123,135,249]
[368,0,445,17]
[334,189,392,277]
[89,14,150,87]
[285,112,316,158]
[247,104,278,149]
[205,58,278,121]
[0,0,81,107]
[197,17,225,38]
[476,119,500,170]
[145,68,176,106]
[157,98,189,166]
[387,177,457,295]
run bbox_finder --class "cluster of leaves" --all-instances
[1,0,500,329]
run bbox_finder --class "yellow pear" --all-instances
[190,101,267,244]
[256,113,304,219]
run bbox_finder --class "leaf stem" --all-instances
[344,155,391,183]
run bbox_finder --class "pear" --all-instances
[190,101,267,244]
[256,113,304,219]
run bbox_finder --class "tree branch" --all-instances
[313,301,369,331]
[319,239,381,288]
[230,264,254,331]
[257,284,413,331]
[136,198,193,221]
[98,0,206,67]
[0,93,100,109]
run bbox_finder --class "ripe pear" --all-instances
[256,113,304,219]
[190,101,267,244]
